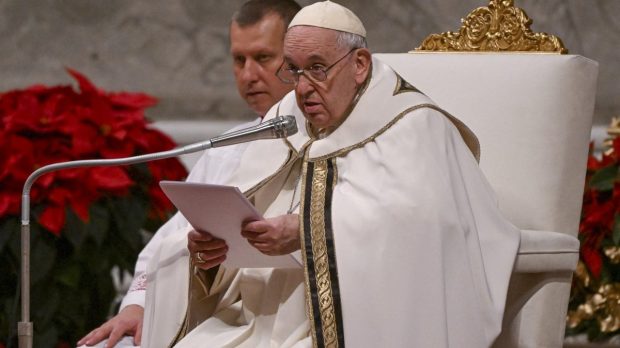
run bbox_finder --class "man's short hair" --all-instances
[336,32,368,50]
[233,0,301,28]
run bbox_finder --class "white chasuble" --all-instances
[141,58,520,348]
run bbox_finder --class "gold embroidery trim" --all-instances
[309,103,481,163]
[298,157,317,348]
[310,159,339,347]
[300,157,341,348]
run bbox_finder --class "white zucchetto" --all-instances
[288,0,366,38]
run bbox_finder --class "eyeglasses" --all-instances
[276,48,357,84]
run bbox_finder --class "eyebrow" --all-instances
[283,53,328,65]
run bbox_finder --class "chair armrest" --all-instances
[514,229,580,273]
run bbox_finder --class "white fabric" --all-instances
[288,0,366,37]
[78,336,138,348]
[142,58,520,347]
[119,118,261,310]
[374,53,598,348]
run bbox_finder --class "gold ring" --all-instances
[195,252,206,264]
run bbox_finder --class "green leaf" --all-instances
[86,203,109,247]
[614,215,620,245]
[589,165,618,191]
[108,196,147,250]
[57,262,81,288]
[33,321,58,348]
[64,208,88,250]
[30,226,57,285]
[32,286,60,328]
[6,219,23,260]
[0,218,19,253]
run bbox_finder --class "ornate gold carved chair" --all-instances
[375,1,598,346]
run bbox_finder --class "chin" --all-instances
[306,115,331,130]
[248,104,267,116]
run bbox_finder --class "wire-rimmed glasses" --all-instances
[276,48,358,84]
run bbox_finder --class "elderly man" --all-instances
[77,1,300,347]
[143,1,520,347]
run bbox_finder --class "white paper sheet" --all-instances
[159,180,301,268]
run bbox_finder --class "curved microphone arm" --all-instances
[21,140,214,223]
[17,114,297,348]
[17,139,213,348]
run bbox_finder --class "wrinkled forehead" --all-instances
[284,26,341,60]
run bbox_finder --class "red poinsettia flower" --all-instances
[0,69,188,235]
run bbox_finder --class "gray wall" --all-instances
[1,0,618,125]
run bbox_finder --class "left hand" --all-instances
[241,214,301,256]
[77,304,143,348]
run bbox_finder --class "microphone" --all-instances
[210,114,298,148]
[17,114,297,348]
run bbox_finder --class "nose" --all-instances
[240,59,260,83]
[295,74,314,97]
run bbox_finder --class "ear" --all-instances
[353,48,372,85]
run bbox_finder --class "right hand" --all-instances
[187,229,229,270]
[77,304,143,347]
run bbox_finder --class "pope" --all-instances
[142,1,520,347]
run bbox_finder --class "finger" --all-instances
[134,321,143,345]
[77,331,93,345]
[199,246,229,261]
[188,239,227,254]
[242,220,269,233]
[81,326,112,346]
[202,239,228,250]
[247,239,270,250]
[241,230,264,240]
[195,254,226,270]
[188,229,213,242]
[106,326,125,348]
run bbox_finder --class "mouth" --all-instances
[303,101,322,114]
[246,91,266,98]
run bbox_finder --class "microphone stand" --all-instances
[17,115,297,348]
[17,139,214,348]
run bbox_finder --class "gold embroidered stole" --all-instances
[300,156,345,348]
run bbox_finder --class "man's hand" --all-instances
[187,229,229,270]
[77,304,143,347]
[241,214,301,255]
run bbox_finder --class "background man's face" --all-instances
[230,13,293,117]
[283,26,360,130]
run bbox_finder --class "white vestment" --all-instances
[142,58,520,348]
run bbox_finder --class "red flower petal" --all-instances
[66,68,99,95]
[69,192,96,222]
[108,92,158,109]
[39,204,66,236]
[70,124,100,157]
[89,167,134,191]
[582,244,603,279]
[148,185,173,220]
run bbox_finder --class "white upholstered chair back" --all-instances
[376,53,598,347]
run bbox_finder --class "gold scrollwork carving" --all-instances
[603,117,620,155]
[415,0,568,53]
